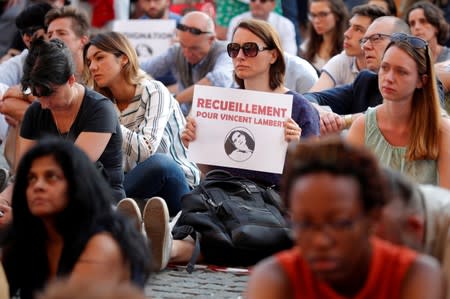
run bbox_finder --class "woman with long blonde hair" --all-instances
[347,33,450,189]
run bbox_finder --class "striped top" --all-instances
[116,78,200,187]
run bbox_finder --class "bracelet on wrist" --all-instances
[343,114,353,129]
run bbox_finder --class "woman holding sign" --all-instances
[183,19,320,190]
[83,31,200,218]
[137,19,320,272]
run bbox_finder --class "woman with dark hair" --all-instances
[225,129,255,162]
[0,38,125,229]
[300,0,349,72]
[246,137,444,298]
[405,1,450,63]
[7,38,124,203]
[368,0,397,16]
[1,138,151,299]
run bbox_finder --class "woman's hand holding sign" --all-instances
[284,118,301,142]
[181,117,197,148]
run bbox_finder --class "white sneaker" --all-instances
[143,197,172,272]
[169,210,182,231]
[116,198,142,232]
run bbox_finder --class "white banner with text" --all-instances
[188,85,293,173]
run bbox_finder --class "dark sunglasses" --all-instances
[227,42,272,58]
[176,23,211,35]
[19,26,45,37]
[390,32,428,49]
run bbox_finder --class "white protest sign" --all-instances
[111,19,176,61]
[189,85,293,174]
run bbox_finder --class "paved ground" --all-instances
[145,265,249,298]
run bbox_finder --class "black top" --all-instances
[21,87,125,202]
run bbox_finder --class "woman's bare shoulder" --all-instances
[79,232,124,264]
[246,256,292,299]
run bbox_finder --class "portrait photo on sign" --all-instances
[224,127,255,162]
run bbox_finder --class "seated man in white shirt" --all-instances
[283,52,318,94]
[309,4,386,92]
[227,0,297,55]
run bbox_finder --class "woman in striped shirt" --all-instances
[84,31,200,217]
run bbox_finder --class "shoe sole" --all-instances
[143,197,170,271]
[116,198,142,232]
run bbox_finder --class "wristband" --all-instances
[343,114,353,129]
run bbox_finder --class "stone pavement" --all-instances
[145,265,249,299]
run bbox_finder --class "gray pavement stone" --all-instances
[145,266,248,299]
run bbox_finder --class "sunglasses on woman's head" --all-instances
[390,33,428,49]
[176,23,211,35]
[227,42,272,58]
[28,84,54,98]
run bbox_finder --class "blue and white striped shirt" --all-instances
[117,78,200,187]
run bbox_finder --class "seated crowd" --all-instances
[0,0,450,298]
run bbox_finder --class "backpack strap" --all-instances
[186,231,201,274]
[172,224,195,240]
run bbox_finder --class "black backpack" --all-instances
[172,170,293,272]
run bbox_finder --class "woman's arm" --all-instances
[0,136,35,227]
[438,118,450,189]
[121,81,172,163]
[75,132,112,162]
[400,254,445,299]
[345,114,366,147]
[68,232,128,285]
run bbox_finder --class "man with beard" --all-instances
[138,0,181,23]
[136,0,181,88]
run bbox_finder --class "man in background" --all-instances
[141,11,234,115]
[138,0,181,22]
[227,0,297,55]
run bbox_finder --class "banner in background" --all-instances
[111,19,176,60]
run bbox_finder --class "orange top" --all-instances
[275,237,417,299]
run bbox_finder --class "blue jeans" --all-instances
[124,153,190,216]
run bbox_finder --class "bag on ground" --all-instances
[172,170,293,269]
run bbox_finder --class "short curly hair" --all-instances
[282,136,388,213]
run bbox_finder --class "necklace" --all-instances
[53,86,80,140]
[54,113,77,140]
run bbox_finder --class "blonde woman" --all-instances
[347,33,450,189]
[84,32,200,216]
